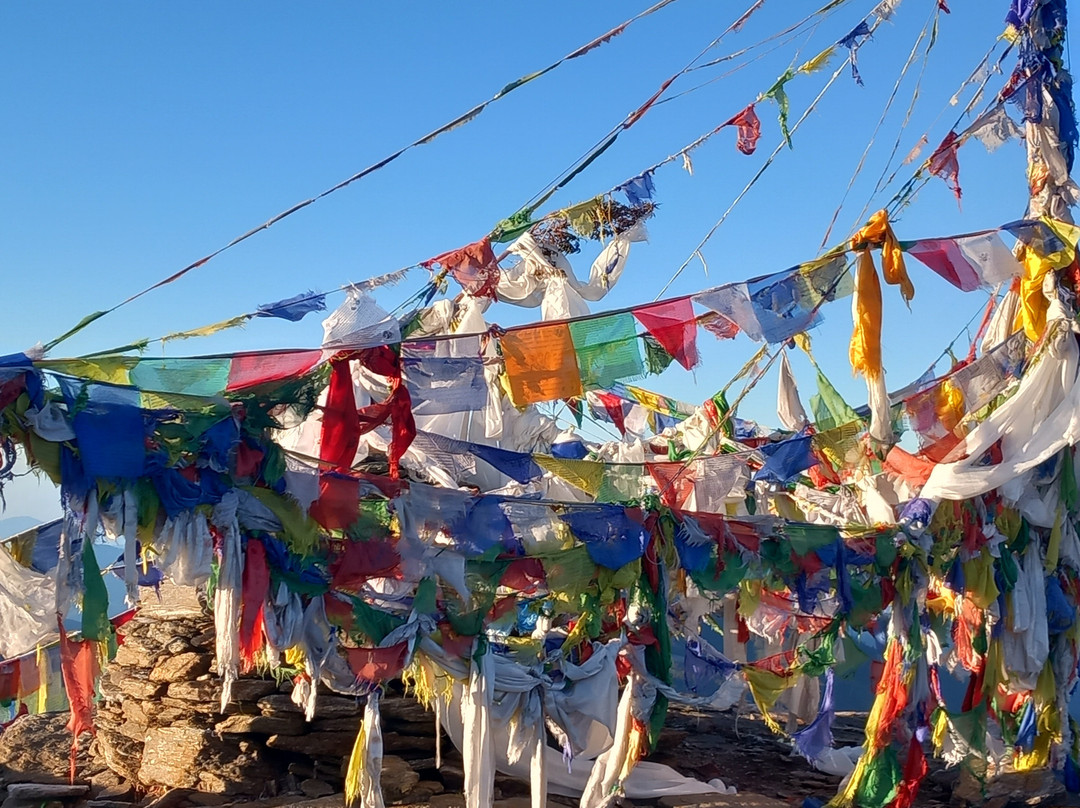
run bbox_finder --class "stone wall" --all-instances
[91,609,440,803]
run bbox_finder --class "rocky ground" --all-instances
[0,588,1074,808]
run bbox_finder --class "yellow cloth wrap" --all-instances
[344,719,366,807]
[849,210,915,384]
[935,379,965,434]
[1016,218,1080,340]
[850,249,884,381]
[1018,246,1055,341]
[851,210,915,303]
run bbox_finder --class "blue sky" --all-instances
[0,1,1044,523]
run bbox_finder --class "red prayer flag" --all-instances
[929,130,962,205]
[310,472,361,530]
[647,462,696,509]
[422,237,499,298]
[320,356,362,473]
[0,660,19,703]
[239,538,270,674]
[633,298,700,370]
[724,104,762,155]
[58,618,99,782]
[227,349,321,391]
[329,538,401,590]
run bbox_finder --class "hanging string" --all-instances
[39,0,684,355]
[818,2,943,249]
[506,0,778,226]
[652,43,864,300]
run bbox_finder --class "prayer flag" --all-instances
[501,324,583,405]
[632,299,699,370]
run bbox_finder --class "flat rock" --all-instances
[380,732,437,754]
[113,643,156,669]
[429,796,466,808]
[7,784,89,799]
[258,694,361,719]
[164,678,220,701]
[121,701,149,726]
[0,713,85,784]
[299,780,335,798]
[119,678,167,700]
[380,756,421,802]
[228,679,278,703]
[266,732,354,759]
[214,714,307,736]
[149,653,213,684]
[160,697,235,719]
[378,697,432,725]
[138,726,208,789]
[93,729,144,783]
[308,717,363,733]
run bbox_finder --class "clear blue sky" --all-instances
[0,1,1045,522]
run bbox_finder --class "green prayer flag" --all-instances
[811,368,860,431]
[81,540,112,642]
[762,69,795,148]
[568,312,644,389]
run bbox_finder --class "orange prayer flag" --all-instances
[501,324,583,405]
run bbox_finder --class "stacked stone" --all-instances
[90,610,444,803]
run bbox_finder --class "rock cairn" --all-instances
[91,609,446,804]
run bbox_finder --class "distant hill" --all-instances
[0,515,43,539]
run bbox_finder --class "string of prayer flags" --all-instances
[693,257,851,344]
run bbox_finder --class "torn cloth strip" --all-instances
[239,538,270,673]
[58,617,99,780]
[568,312,645,389]
[723,104,762,155]
[632,298,699,370]
[318,348,416,479]
[423,236,499,297]
[501,323,583,406]
[615,171,656,206]
[255,291,327,322]
[929,130,963,204]
[560,505,649,569]
[838,21,872,85]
